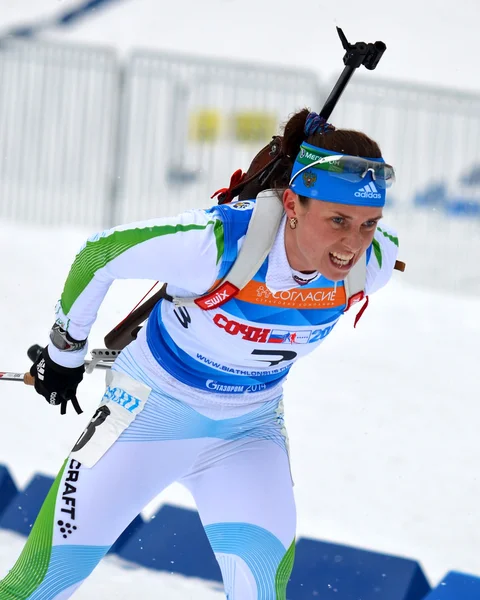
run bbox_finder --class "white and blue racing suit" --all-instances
[0,198,399,599]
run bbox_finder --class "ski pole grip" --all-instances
[24,373,35,386]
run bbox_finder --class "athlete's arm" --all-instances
[365,224,399,295]
[49,209,224,366]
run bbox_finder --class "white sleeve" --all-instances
[49,208,224,367]
[365,224,399,295]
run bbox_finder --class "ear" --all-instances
[282,188,299,219]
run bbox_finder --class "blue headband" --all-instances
[290,143,387,208]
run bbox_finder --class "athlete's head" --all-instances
[279,108,395,281]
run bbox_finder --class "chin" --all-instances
[321,264,352,282]
[325,272,346,282]
[321,254,356,282]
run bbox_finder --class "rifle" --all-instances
[103,28,390,350]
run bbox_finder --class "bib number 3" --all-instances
[70,370,151,468]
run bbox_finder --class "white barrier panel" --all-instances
[0,39,119,227]
[114,49,322,223]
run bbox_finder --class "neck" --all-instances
[284,220,314,272]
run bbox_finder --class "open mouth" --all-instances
[329,251,354,270]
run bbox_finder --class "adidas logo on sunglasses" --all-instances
[354,182,381,199]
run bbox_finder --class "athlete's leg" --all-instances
[0,370,208,600]
[182,406,296,600]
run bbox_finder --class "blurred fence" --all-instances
[0,39,321,227]
[332,76,480,214]
[0,39,119,226]
[0,39,480,293]
[330,77,480,293]
[114,50,321,223]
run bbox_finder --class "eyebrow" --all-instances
[332,212,383,221]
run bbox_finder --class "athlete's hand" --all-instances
[29,347,85,415]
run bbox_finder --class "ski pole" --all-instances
[319,27,386,121]
[0,371,35,384]
[0,346,121,385]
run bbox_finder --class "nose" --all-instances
[342,230,364,253]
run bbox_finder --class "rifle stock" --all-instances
[104,283,168,350]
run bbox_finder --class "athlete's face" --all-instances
[282,188,383,282]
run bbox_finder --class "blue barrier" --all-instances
[0,472,54,536]
[423,571,480,599]
[117,504,223,581]
[2,463,480,600]
[412,177,480,219]
[108,513,145,555]
[288,537,431,600]
[444,199,480,217]
[413,183,447,208]
[0,465,17,518]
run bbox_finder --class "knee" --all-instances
[205,523,295,599]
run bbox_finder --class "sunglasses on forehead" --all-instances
[290,155,396,190]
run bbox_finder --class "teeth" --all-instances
[330,251,353,262]
[330,251,354,267]
[331,257,348,266]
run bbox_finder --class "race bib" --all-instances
[70,370,151,468]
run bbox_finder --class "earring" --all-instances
[289,217,298,229]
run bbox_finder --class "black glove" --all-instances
[30,347,85,415]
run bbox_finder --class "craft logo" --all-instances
[57,458,81,538]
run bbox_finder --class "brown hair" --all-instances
[238,107,382,202]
